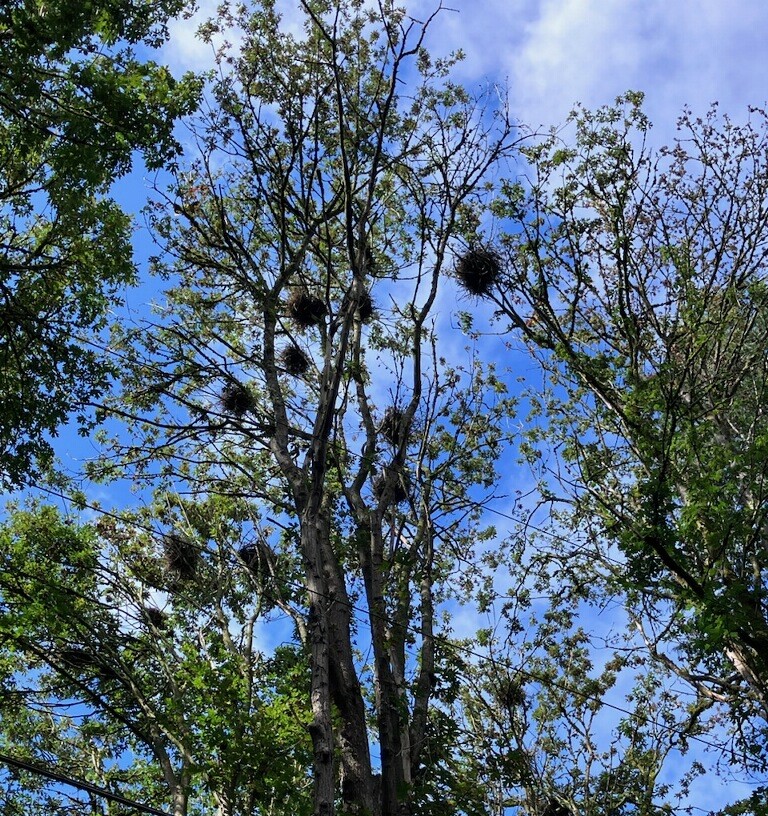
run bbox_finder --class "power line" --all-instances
[0,751,171,816]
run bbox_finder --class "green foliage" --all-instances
[0,502,313,814]
[0,0,201,487]
[493,92,768,766]
[3,4,760,816]
[87,0,527,813]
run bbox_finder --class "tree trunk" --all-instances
[172,784,188,816]
[362,520,407,816]
[303,514,338,816]
[302,508,379,816]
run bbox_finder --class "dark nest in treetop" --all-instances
[238,542,277,583]
[286,291,327,328]
[280,344,310,376]
[163,531,198,579]
[454,247,502,297]
[498,677,525,709]
[356,290,375,321]
[238,543,261,573]
[221,381,255,416]
[373,465,410,504]
[542,799,571,816]
[380,406,406,446]
[342,288,375,322]
[144,606,167,630]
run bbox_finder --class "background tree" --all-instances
[488,92,768,770]
[452,537,713,816]
[0,0,199,486]
[0,500,313,816]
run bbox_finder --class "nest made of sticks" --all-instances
[238,543,261,573]
[373,465,410,504]
[356,290,375,322]
[144,606,167,630]
[497,677,525,709]
[221,381,256,417]
[380,406,406,447]
[454,246,502,297]
[542,799,571,816]
[238,541,277,576]
[280,345,310,376]
[286,291,327,328]
[163,531,198,580]
[341,288,375,322]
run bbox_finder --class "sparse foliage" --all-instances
[492,91,768,765]
[96,1,522,814]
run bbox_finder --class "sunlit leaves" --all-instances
[0,0,201,487]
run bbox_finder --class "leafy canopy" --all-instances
[0,0,200,487]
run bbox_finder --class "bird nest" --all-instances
[286,291,327,328]
[356,290,375,322]
[144,607,167,630]
[342,288,375,322]
[280,345,310,376]
[238,543,261,573]
[380,406,406,446]
[221,381,255,416]
[497,677,525,708]
[373,465,410,504]
[60,647,96,670]
[163,531,198,579]
[454,247,502,297]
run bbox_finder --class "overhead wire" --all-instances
[0,751,171,816]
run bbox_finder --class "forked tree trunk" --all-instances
[302,507,379,816]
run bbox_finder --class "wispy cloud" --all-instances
[164,0,768,137]
[419,0,768,137]
[163,0,222,71]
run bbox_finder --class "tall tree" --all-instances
[0,0,199,486]
[487,92,768,765]
[6,5,754,815]
[93,1,522,813]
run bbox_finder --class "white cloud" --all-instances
[162,0,329,72]
[163,0,222,71]
[418,0,768,140]
[161,0,768,142]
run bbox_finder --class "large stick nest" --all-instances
[454,247,502,297]
[280,344,310,376]
[343,288,375,322]
[59,647,97,670]
[221,381,256,416]
[380,406,406,447]
[144,606,167,630]
[356,290,375,321]
[286,291,327,328]
[373,464,411,504]
[163,531,198,579]
[238,543,262,573]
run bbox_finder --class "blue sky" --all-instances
[164,0,768,141]
[424,0,768,136]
